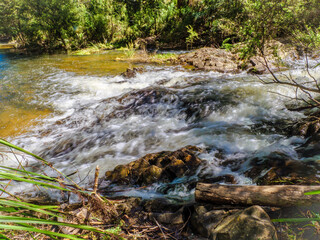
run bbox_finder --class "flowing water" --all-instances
[0,48,315,200]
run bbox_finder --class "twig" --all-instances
[178,210,191,234]
[153,217,167,239]
[93,166,99,194]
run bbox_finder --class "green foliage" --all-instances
[186,25,199,49]
[1,0,320,52]
[236,0,293,58]
[124,42,136,58]
[220,38,233,51]
[82,0,128,44]
[197,0,244,43]
[0,0,17,39]
[293,26,320,50]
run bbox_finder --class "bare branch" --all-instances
[256,47,320,111]
[305,52,320,91]
[259,49,320,93]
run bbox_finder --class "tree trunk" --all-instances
[195,183,320,207]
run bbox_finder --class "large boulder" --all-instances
[212,205,278,240]
[191,205,277,240]
[105,146,204,186]
[190,204,238,238]
[178,48,239,73]
[178,41,298,73]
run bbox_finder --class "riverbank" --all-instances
[69,39,303,74]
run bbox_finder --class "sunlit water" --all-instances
[0,49,316,200]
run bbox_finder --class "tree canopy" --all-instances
[0,0,319,52]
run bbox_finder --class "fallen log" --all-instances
[195,183,320,207]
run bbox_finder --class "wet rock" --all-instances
[190,204,239,238]
[245,151,320,185]
[115,86,226,122]
[199,174,237,184]
[105,146,204,186]
[212,205,278,240]
[121,67,143,78]
[292,115,320,137]
[297,133,320,158]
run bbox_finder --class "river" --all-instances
[0,49,314,200]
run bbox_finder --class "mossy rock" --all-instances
[105,146,204,186]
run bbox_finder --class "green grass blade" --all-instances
[304,190,320,195]
[0,172,70,191]
[0,200,59,217]
[0,224,85,240]
[0,233,11,240]
[0,139,85,192]
[272,218,320,223]
[0,199,59,210]
[0,216,104,233]
[0,166,55,181]
[0,207,18,213]
[0,139,48,164]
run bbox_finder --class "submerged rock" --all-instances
[296,133,320,158]
[292,115,320,137]
[245,151,320,185]
[105,146,204,186]
[121,67,144,78]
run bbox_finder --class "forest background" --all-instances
[1,0,320,58]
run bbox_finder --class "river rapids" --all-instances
[1,49,318,201]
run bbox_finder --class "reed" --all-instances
[0,139,120,239]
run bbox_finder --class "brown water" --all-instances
[47,51,137,76]
[0,50,137,138]
[0,106,51,138]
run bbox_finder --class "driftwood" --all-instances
[195,183,320,207]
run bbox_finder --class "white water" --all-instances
[1,51,318,200]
